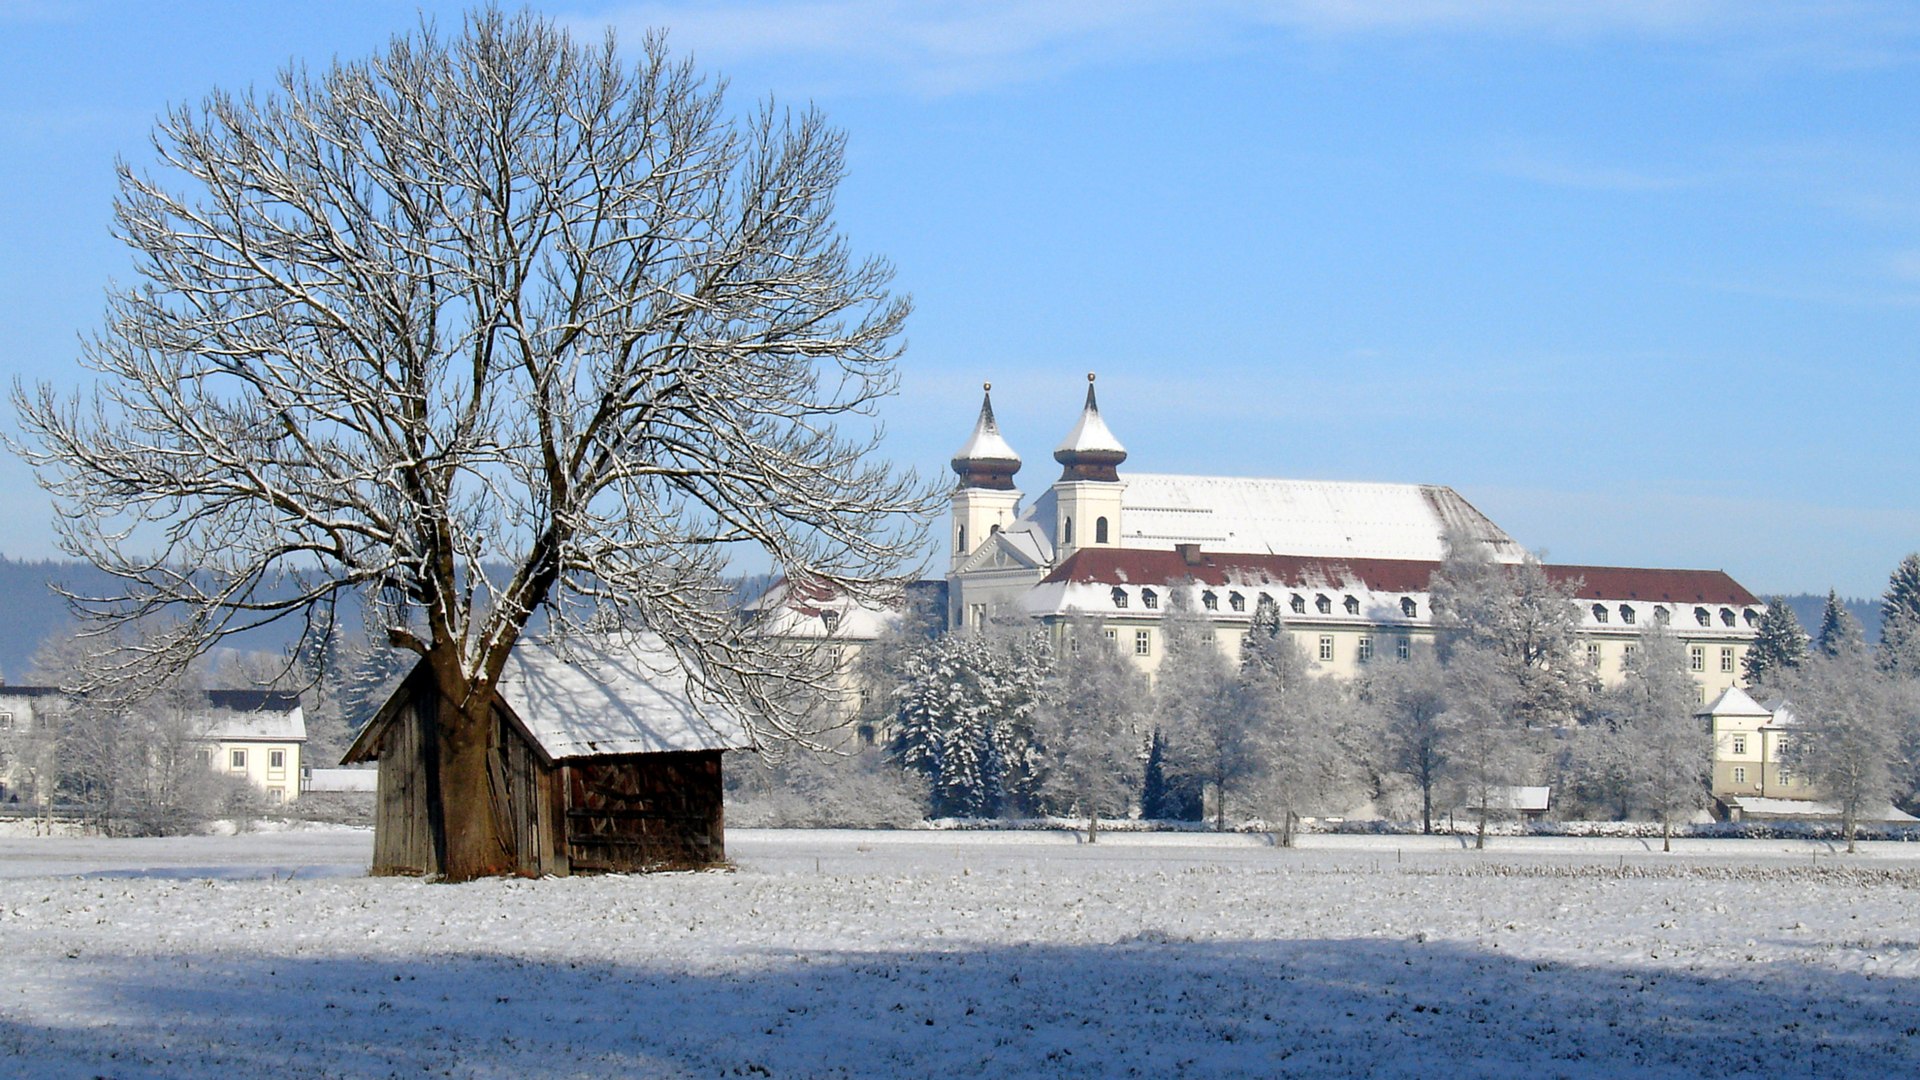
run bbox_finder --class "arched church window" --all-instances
[1095,517,1109,544]
[1062,517,1073,546]
[957,526,966,553]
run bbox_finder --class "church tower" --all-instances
[950,384,1023,571]
[1051,373,1127,561]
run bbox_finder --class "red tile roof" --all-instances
[1039,549,1759,606]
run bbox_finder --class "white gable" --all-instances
[497,636,754,759]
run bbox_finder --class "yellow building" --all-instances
[196,690,307,806]
[946,378,1761,698]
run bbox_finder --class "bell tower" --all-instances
[950,383,1023,572]
[1051,373,1126,561]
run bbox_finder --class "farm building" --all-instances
[342,635,754,877]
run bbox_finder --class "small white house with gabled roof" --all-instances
[343,634,754,877]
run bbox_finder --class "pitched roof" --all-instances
[1036,548,1762,610]
[1697,685,1772,719]
[495,636,755,759]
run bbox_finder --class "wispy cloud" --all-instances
[567,1,1920,95]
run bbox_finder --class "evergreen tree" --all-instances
[1879,554,1920,676]
[1140,728,1179,820]
[890,629,1049,818]
[1818,590,1867,658]
[1742,599,1810,686]
[1236,596,1352,845]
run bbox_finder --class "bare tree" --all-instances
[12,12,934,879]
[1430,527,1590,732]
[1169,594,1280,831]
[1610,623,1708,851]
[1438,644,1530,850]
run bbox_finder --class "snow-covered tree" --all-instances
[1430,527,1589,732]
[1817,590,1867,659]
[1609,623,1709,851]
[1234,596,1357,845]
[1743,599,1810,686]
[1033,619,1146,841]
[1362,651,1449,833]
[1878,554,1920,676]
[1151,585,1234,823]
[10,12,936,880]
[1779,635,1908,852]
[1437,644,1530,850]
[890,628,1049,819]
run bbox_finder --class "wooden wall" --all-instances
[563,751,726,873]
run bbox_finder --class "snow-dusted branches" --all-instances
[12,10,936,741]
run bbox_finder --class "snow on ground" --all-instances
[2,828,1918,1078]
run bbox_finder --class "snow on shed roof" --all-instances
[495,635,754,759]
[1110,474,1523,563]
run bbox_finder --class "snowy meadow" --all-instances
[2,828,1917,1078]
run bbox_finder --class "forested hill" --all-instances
[1772,592,1882,644]
[0,555,120,681]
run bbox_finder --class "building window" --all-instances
[267,788,284,804]
[1202,591,1218,611]
[1111,587,1129,609]
[1720,647,1735,673]
[957,525,967,553]
[1096,517,1110,544]
[1135,629,1151,656]
[1104,628,1117,642]
[1619,605,1635,625]
[1694,606,1711,627]
[1344,595,1360,615]
[1315,594,1331,615]
[1587,642,1601,667]
[1592,603,1608,624]
[1653,605,1670,625]
[1401,597,1417,619]
[1396,637,1411,660]
[1743,608,1759,626]
[1318,635,1334,662]
[821,609,841,633]
[0,711,12,731]
[1720,608,1736,627]
[1061,518,1073,546]
[1357,636,1373,662]
[1731,735,1747,755]
[1229,592,1245,613]
[1623,643,1638,661]
[1142,588,1159,610]
[269,749,286,771]
[1733,766,1747,785]
[1290,594,1305,615]
[1779,767,1793,786]
[1201,631,1215,647]
[1689,645,1705,672]
[229,749,247,770]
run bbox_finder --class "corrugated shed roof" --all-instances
[496,636,754,759]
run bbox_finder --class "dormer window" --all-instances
[1743,608,1759,626]
[820,610,841,633]
[1142,588,1159,610]
[1111,587,1128,609]
[1290,594,1305,615]
[1343,595,1360,615]
[1201,591,1218,611]
[1592,603,1608,624]
[1694,606,1711,627]
[1401,597,1417,619]
[1720,607,1736,627]
[1229,592,1245,613]
[1619,605,1635,625]
[1315,594,1331,615]
[1654,605,1670,625]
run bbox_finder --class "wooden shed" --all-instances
[342,635,754,877]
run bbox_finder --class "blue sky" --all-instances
[3,1,1918,596]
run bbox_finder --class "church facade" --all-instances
[946,376,1763,702]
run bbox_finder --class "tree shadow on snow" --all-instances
[4,935,1915,1078]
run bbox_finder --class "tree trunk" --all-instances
[1421,781,1432,836]
[1845,811,1858,854]
[1662,814,1671,854]
[432,677,517,882]
[1087,807,1098,844]
[1475,808,1488,850]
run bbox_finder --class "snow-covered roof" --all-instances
[1116,474,1521,562]
[1463,786,1551,813]
[745,578,904,641]
[1054,379,1126,457]
[952,387,1020,465]
[495,636,754,759]
[1697,686,1772,719]
[1725,797,1918,823]
[198,691,306,742]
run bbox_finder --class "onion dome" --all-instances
[1053,373,1127,482]
[951,383,1022,490]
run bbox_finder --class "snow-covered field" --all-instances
[3,828,1918,1077]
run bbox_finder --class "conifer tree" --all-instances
[1743,599,1810,686]
[1818,590,1867,658]
[1879,554,1920,676]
